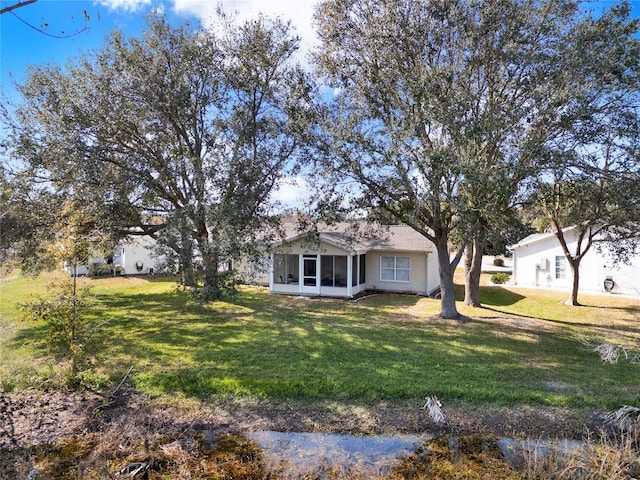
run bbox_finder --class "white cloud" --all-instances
[171,0,320,62]
[97,0,153,12]
[271,176,310,207]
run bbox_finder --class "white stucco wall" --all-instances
[512,231,640,296]
[116,236,160,275]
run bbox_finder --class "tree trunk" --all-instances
[435,236,459,319]
[178,214,197,287]
[200,239,221,301]
[565,259,581,306]
[463,232,485,307]
[179,238,196,287]
[180,251,196,287]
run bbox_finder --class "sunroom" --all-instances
[269,228,368,297]
[265,223,439,298]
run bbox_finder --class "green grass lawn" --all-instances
[1,271,639,410]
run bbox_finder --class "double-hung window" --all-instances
[555,256,566,280]
[380,256,410,282]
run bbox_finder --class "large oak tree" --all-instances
[312,0,586,318]
[9,12,314,299]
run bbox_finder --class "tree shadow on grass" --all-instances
[479,286,526,307]
[8,283,638,409]
[5,324,49,357]
[475,286,640,337]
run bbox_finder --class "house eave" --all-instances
[270,232,357,255]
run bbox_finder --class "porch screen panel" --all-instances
[274,254,299,284]
[274,254,286,284]
[352,256,358,286]
[359,254,366,285]
[335,256,347,286]
[320,255,347,286]
[321,256,334,286]
[287,255,300,283]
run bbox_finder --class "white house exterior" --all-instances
[64,235,160,276]
[509,227,640,297]
[254,224,440,298]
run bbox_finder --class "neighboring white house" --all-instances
[509,227,640,297]
[246,223,440,298]
[64,235,160,276]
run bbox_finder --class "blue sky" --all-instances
[1,0,320,102]
[2,0,639,101]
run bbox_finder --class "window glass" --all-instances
[396,269,410,282]
[381,254,395,281]
[381,256,395,270]
[380,256,410,282]
[396,257,410,269]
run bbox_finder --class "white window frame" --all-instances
[380,255,411,283]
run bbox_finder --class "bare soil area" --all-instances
[1,386,611,479]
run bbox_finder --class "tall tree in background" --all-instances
[529,4,640,306]
[313,0,584,317]
[9,12,314,299]
[0,165,58,273]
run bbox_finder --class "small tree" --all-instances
[20,280,97,380]
[18,197,110,383]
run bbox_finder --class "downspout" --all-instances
[425,252,429,295]
[269,253,274,292]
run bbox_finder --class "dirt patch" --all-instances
[0,387,614,479]
[1,387,608,446]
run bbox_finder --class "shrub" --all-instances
[19,279,102,383]
[493,257,505,267]
[490,272,510,284]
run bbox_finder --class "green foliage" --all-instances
[19,278,101,383]
[490,272,510,284]
[188,270,240,299]
[526,3,640,304]
[88,263,112,277]
[216,270,241,298]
